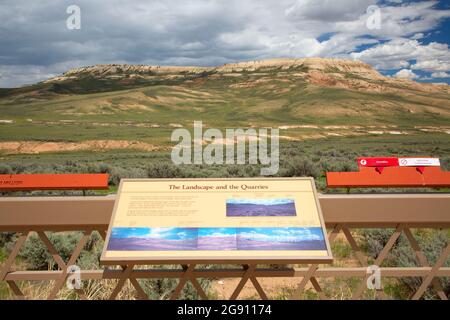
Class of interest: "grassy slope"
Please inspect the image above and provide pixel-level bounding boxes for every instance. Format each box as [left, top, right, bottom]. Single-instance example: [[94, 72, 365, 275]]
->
[[1, 65, 448, 300], [0, 66, 449, 145]]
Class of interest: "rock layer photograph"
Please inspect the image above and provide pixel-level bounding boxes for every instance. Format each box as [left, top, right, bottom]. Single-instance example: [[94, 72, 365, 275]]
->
[[226, 199, 297, 217]]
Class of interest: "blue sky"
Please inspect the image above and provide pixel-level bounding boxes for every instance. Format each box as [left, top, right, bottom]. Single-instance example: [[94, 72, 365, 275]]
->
[[112, 227, 325, 242], [227, 198, 295, 205], [198, 228, 236, 238], [238, 227, 324, 242], [0, 0, 449, 87], [111, 227, 197, 240], [354, 1, 450, 82]]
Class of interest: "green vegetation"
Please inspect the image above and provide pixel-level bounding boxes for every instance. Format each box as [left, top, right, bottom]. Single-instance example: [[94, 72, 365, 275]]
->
[[0, 135, 448, 195], [0, 249, 6, 263], [0, 62, 449, 145], [361, 228, 450, 299], [0, 136, 449, 299], [0, 231, 208, 299], [331, 240, 352, 259], [0, 60, 449, 299]]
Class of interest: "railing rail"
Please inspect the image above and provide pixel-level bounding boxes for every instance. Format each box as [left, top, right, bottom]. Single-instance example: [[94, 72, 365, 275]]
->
[[1, 194, 449, 300]]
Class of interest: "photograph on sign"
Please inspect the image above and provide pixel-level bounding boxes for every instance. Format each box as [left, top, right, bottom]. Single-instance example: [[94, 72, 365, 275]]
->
[[226, 198, 297, 217], [101, 178, 332, 264]]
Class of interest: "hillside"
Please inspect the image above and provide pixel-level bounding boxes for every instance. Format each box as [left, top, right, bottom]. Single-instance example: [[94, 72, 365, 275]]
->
[[0, 58, 449, 154]]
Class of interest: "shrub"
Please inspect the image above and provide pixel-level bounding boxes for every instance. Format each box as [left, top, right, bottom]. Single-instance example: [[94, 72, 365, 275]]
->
[[17, 232, 81, 270], [147, 163, 182, 178], [86, 162, 113, 174], [9, 163, 26, 173], [441, 157, 450, 171], [17, 232, 105, 271], [139, 265, 212, 300], [226, 165, 243, 177], [0, 232, 16, 247], [0, 164, 12, 174], [360, 229, 449, 299], [282, 157, 320, 178]]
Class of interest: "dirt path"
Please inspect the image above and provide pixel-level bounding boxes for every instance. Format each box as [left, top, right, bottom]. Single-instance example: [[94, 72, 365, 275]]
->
[[0, 140, 159, 154]]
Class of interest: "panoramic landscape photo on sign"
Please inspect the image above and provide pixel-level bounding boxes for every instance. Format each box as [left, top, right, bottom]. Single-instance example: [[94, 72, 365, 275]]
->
[[101, 178, 332, 263], [107, 227, 326, 251], [226, 198, 297, 217]]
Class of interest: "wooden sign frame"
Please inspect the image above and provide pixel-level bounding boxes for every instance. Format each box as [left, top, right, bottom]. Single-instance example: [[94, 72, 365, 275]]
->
[[101, 177, 332, 265]]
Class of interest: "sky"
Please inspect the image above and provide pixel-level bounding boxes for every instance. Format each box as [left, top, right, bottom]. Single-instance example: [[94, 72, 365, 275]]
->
[[111, 227, 197, 240], [238, 227, 324, 242], [199, 228, 236, 238], [226, 198, 295, 205], [111, 227, 324, 242], [0, 0, 449, 87]]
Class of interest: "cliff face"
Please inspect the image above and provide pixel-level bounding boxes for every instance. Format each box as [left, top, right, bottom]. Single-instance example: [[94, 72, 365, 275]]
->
[[47, 58, 448, 95], [61, 64, 209, 77], [57, 58, 385, 78]]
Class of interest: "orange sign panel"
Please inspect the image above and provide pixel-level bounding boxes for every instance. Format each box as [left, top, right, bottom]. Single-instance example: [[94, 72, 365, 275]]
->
[[0, 174, 109, 191], [327, 161, 450, 188]]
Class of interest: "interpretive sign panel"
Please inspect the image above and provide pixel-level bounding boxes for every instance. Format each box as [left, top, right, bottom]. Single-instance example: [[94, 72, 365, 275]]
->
[[101, 178, 332, 264]]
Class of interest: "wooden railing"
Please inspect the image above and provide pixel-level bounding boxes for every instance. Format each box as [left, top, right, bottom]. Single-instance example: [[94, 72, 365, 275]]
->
[[0, 194, 449, 300]]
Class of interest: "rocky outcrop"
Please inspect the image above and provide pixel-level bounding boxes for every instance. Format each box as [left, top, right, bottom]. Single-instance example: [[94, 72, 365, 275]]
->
[[44, 58, 448, 95]]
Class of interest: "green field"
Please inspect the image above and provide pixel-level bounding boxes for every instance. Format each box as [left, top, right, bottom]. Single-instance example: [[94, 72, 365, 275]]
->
[[0, 59, 448, 186], [0, 60, 449, 145], [1, 134, 449, 194]]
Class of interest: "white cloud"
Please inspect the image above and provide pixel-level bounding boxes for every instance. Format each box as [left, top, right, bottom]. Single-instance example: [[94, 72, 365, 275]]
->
[[145, 227, 173, 238], [240, 228, 321, 242], [411, 33, 424, 40], [208, 232, 231, 238], [412, 59, 450, 72], [0, 65, 58, 88], [431, 71, 450, 78], [393, 69, 419, 80], [285, 0, 374, 22], [351, 39, 450, 72], [0, 0, 449, 87]]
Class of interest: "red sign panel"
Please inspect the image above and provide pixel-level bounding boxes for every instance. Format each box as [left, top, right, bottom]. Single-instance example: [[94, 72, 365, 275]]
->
[[357, 157, 399, 168], [0, 174, 109, 191]]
